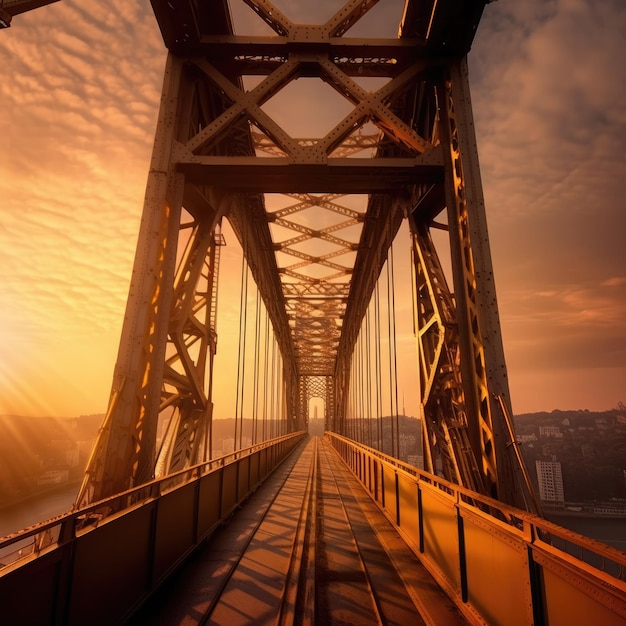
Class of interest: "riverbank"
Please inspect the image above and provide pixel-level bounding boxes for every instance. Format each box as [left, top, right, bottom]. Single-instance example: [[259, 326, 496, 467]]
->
[[0, 481, 81, 538], [547, 509, 626, 521], [0, 479, 82, 513]]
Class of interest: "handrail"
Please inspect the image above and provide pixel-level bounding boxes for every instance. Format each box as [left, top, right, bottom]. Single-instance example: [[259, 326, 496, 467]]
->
[[326, 431, 626, 626], [326, 431, 626, 576], [0, 431, 306, 564]]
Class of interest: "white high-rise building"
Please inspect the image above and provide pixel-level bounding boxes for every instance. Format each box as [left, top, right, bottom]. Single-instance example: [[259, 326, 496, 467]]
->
[[535, 459, 565, 508]]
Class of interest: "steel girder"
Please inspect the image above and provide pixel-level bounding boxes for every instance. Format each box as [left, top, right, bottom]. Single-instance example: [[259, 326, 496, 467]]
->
[[407, 57, 537, 511], [412, 220, 485, 493], [77, 57, 207, 505], [0, 0, 59, 29], [1, 0, 59, 16], [437, 60, 538, 510], [76, 0, 537, 512], [298, 375, 333, 431]]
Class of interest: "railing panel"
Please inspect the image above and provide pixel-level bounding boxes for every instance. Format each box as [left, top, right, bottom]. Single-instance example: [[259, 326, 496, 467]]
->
[[397, 472, 419, 548], [250, 450, 260, 488], [221, 462, 238, 516], [259, 447, 268, 480], [238, 455, 251, 500], [419, 481, 462, 595], [270, 443, 278, 469], [374, 459, 381, 504], [197, 469, 223, 540], [69, 505, 154, 625], [0, 548, 65, 625], [533, 543, 626, 626], [382, 464, 397, 521], [153, 482, 197, 582], [461, 506, 533, 626]]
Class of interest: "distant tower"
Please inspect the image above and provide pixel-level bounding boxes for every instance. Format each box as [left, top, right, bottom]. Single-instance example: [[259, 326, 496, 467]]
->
[[535, 460, 565, 510]]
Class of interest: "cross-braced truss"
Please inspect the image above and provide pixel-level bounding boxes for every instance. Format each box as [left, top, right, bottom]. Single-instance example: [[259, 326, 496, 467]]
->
[[71, 0, 537, 513], [299, 375, 334, 429]]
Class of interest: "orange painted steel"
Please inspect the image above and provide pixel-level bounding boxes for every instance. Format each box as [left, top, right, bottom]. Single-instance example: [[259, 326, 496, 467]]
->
[[0, 432, 305, 626], [327, 432, 626, 626]]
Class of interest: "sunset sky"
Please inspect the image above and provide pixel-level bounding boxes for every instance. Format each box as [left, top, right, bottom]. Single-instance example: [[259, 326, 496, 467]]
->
[[0, 0, 624, 419]]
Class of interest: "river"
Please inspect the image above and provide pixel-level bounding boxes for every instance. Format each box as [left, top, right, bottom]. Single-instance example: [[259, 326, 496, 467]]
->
[[0, 482, 80, 539], [546, 514, 626, 552]]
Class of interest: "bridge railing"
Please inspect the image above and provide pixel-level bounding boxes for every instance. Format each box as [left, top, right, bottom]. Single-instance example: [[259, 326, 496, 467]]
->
[[0, 431, 306, 626], [326, 432, 626, 626]]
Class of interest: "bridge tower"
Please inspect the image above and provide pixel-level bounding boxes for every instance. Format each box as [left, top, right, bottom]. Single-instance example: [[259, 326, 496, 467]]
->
[[69, 0, 537, 513]]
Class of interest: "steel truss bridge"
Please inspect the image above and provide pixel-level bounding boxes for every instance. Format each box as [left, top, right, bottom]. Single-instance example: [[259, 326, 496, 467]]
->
[[1, 1, 625, 624]]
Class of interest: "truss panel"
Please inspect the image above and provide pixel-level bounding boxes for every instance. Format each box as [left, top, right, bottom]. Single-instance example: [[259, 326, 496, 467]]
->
[[74, 0, 536, 513]]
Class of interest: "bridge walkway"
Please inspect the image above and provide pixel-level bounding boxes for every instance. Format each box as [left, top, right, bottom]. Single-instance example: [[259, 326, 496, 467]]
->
[[129, 437, 466, 625]]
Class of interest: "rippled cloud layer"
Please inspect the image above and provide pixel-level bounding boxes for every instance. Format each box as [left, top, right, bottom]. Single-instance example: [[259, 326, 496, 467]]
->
[[0, 0, 624, 416]]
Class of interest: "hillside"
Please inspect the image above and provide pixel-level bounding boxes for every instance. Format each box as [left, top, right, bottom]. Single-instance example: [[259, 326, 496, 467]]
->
[[514, 408, 626, 503], [2, 408, 624, 509], [0, 414, 103, 506]]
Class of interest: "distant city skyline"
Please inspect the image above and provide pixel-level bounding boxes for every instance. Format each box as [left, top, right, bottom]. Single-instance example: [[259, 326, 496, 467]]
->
[[0, 0, 624, 419]]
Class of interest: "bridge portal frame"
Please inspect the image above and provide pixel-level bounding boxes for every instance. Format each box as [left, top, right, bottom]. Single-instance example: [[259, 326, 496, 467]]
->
[[75, 0, 535, 512]]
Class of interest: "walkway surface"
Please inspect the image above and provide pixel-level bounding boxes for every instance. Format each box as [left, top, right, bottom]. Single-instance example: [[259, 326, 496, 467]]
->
[[129, 437, 467, 625]]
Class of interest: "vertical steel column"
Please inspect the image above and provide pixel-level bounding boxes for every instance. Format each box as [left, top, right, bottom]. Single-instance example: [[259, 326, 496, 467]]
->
[[438, 58, 527, 507], [297, 376, 308, 432], [77, 55, 185, 504], [411, 219, 485, 492], [334, 338, 348, 439], [325, 376, 335, 434]]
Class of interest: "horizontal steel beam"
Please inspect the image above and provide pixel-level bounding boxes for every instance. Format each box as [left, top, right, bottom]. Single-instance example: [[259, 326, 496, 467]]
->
[[3, 0, 59, 16], [177, 156, 444, 194], [197, 37, 429, 77]]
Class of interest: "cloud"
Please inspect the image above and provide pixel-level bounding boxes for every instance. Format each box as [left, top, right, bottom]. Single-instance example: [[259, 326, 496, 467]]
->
[[0, 1, 167, 415], [468, 0, 626, 407], [0, 0, 623, 416], [472, 0, 626, 214], [500, 278, 626, 372]]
